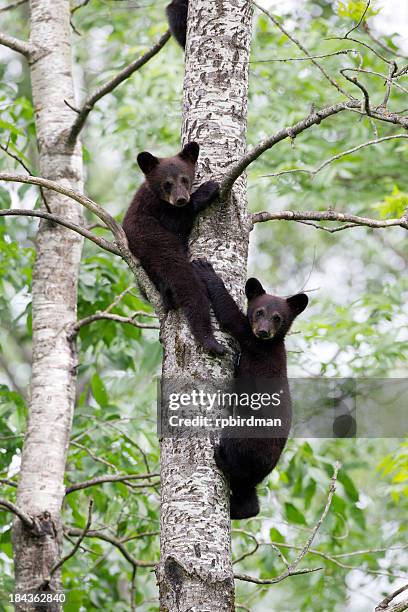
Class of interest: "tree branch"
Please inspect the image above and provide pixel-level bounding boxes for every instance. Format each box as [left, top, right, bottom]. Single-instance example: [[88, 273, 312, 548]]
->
[[46, 499, 93, 583], [0, 497, 34, 528], [65, 526, 157, 568], [66, 472, 160, 494], [220, 93, 408, 197], [0, 0, 27, 12], [376, 586, 408, 612], [220, 100, 360, 196], [68, 30, 171, 144], [0, 172, 160, 310], [0, 172, 125, 240], [362, 22, 408, 61], [252, 209, 408, 230], [251, 48, 357, 64], [69, 312, 160, 335], [261, 134, 408, 179], [344, 0, 371, 39], [68, 287, 159, 338], [234, 463, 340, 587], [234, 566, 322, 584], [0, 31, 31, 57], [0, 478, 18, 488], [266, 541, 407, 580], [253, 1, 351, 98], [0, 208, 121, 255], [340, 69, 371, 114]]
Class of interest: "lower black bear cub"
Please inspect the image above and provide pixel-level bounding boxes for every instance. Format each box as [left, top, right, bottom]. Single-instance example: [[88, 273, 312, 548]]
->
[[123, 143, 225, 356], [192, 260, 308, 519], [166, 0, 188, 48]]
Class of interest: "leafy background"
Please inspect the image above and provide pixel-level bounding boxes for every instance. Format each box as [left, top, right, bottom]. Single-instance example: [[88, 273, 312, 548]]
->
[[0, 0, 407, 610]]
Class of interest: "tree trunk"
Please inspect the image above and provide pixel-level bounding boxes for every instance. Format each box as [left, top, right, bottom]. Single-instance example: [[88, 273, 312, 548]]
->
[[12, 0, 83, 606], [157, 1, 253, 609]]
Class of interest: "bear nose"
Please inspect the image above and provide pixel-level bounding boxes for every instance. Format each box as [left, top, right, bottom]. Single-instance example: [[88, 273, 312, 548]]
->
[[175, 197, 188, 207], [258, 330, 269, 339]]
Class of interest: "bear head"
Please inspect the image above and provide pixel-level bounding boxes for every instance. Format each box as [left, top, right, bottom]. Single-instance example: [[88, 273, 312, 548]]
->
[[137, 141, 199, 207], [245, 278, 308, 341]]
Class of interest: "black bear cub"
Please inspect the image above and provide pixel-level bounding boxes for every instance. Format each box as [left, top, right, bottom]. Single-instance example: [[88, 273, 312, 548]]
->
[[192, 260, 308, 519], [123, 143, 225, 356], [166, 0, 188, 48]]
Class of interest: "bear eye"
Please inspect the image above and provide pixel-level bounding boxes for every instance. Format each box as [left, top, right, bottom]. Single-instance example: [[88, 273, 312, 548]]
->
[[255, 309, 263, 318], [163, 181, 173, 191], [273, 313, 282, 323], [180, 176, 189, 186]]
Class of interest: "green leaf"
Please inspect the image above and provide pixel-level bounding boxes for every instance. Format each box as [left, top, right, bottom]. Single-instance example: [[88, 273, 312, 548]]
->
[[91, 373, 108, 407], [284, 502, 306, 525]]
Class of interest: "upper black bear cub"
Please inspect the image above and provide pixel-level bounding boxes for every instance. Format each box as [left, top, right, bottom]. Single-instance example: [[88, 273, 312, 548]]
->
[[166, 0, 188, 48], [192, 259, 308, 519], [122, 142, 225, 356]]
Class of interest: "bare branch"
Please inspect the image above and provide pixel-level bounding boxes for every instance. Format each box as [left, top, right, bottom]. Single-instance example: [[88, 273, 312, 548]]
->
[[47, 500, 93, 582], [340, 69, 370, 114], [65, 526, 157, 568], [71, 0, 91, 16], [220, 94, 408, 196], [234, 464, 340, 587], [66, 472, 160, 494], [234, 566, 322, 585], [0, 497, 34, 528], [328, 35, 391, 64], [70, 440, 119, 472], [220, 100, 360, 196], [252, 209, 408, 231], [383, 62, 398, 107], [0, 172, 160, 309], [68, 30, 171, 144], [289, 462, 340, 572], [232, 529, 260, 565], [262, 134, 408, 179], [342, 67, 408, 96], [0, 478, 18, 488], [0, 0, 27, 12], [344, 0, 371, 39], [294, 220, 360, 233], [70, 311, 160, 335], [130, 565, 137, 612], [0, 144, 53, 212], [376, 586, 408, 612], [266, 541, 408, 580], [253, 1, 351, 98], [250, 49, 357, 63], [0, 172, 125, 242], [0, 143, 31, 174], [363, 22, 408, 61], [0, 209, 121, 255], [69, 288, 159, 338], [0, 31, 31, 57]]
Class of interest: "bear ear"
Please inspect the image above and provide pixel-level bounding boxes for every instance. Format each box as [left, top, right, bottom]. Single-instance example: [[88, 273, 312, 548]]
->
[[137, 152, 159, 175], [245, 278, 266, 301], [286, 293, 308, 315], [179, 142, 200, 164]]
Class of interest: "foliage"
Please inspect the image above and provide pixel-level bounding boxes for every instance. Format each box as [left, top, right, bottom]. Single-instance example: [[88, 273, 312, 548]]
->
[[0, 0, 407, 610]]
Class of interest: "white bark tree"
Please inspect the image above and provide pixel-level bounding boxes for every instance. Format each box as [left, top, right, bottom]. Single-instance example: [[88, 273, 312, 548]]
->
[[10, 0, 84, 605], [157, 2, 252, 609]]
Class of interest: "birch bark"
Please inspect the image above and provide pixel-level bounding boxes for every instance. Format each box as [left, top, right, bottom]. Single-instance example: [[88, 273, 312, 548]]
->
[[12, 0, 84, 606], [157, 1, 253, 609]]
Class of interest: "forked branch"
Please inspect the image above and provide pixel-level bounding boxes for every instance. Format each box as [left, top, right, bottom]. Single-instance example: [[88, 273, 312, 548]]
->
[[68, 30, 171, 144]]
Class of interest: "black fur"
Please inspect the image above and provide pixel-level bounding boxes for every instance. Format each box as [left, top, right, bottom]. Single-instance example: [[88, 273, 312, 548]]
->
[[123, 145, 224, 355], [166, 0, 189, 49], [192, 259, 308, 519]]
